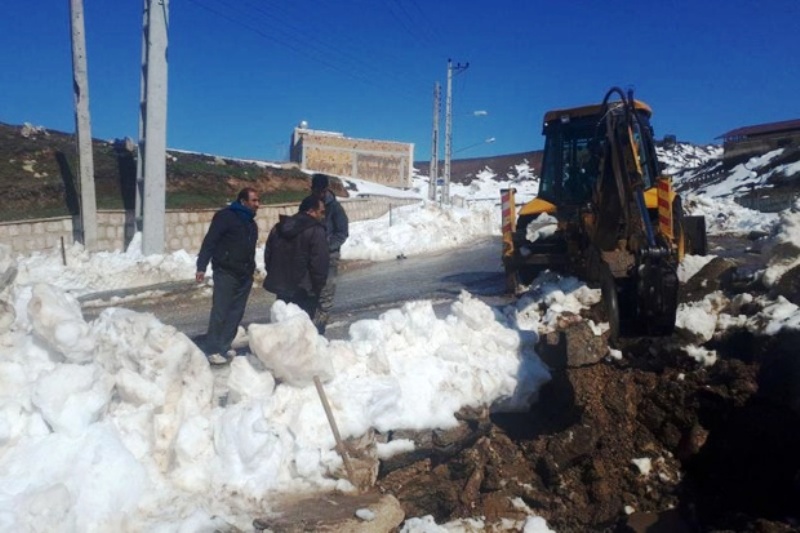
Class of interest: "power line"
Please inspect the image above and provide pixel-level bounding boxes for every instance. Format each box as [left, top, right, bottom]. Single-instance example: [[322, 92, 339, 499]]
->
[[394, 0, 439, 48], [185, 0, 368, 83], [388, 0, 433, 49], [182, 0, 429, 105], [239, 0, 414, 88]]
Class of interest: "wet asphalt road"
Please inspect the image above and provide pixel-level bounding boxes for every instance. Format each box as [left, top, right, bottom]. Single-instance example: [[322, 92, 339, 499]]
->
[[81, 234, 760, 343], [82, 237, 510, 342], [326, 236, 509, 334]]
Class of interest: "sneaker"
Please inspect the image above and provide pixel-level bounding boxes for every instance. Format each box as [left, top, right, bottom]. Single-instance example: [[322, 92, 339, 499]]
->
[[225, 349, 237, 358], [207, 353, 229, 365]]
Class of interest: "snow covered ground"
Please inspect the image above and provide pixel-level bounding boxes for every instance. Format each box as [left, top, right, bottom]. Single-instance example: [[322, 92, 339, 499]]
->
[[1, 144, 799, 531]]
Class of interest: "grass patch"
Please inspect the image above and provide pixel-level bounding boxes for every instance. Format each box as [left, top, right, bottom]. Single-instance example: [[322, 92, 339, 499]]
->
[[262, 190, 308, 205], [0, 206, 72, 222]]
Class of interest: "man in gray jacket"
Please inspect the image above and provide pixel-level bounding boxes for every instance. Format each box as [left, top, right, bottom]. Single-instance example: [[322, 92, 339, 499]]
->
[[306, 173, 348, 334]]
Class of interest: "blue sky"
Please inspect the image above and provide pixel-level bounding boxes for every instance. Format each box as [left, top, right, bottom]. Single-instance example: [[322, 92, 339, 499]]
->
[[2, 0, 798, 162]]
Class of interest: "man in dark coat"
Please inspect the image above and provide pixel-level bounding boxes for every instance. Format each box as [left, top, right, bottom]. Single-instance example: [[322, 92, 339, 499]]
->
[[263, 196, 329, 321], [305, 173, 349, 334], [196, 187, 259, 364]]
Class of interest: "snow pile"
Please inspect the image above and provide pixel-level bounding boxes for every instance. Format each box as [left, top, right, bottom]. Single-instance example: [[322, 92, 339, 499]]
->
[[511, 271, 603, 335], [657, 142, 722, 176], [401, 512, 555, 532], [674, 197, 800, 362], [342, 175, 424, 199], [0, 286, 213, 531], [674, 146, 800, 201], [341, 203, 499, 261], [763, 199, 800, 286], [696, 149, 786, 198], [15, 233, 197, 297], [449, 161, 540, 203], [684, 194, 779, 236], [676, 289, 800, 366], [340, 159, 541, 262], [0, 242, 557, 530], [677, 254, 716, 283]]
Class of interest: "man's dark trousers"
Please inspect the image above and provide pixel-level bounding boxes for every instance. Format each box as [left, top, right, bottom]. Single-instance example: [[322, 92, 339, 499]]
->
[[205, 268, 252, 355], [278, 292, 320, 323], [315, 251, 339, 334]]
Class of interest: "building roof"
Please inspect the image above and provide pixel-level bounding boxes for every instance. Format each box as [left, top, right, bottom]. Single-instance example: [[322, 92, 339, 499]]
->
[[717, 118, 800, 140]]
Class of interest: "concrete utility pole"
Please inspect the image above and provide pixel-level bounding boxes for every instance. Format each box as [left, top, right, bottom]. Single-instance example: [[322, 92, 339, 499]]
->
[[134, 1, 146, 237], [443, 59, 469, 205], [428, 82, 440, 201], [137, 0, 169, 254], [69, 0, 97, 250]]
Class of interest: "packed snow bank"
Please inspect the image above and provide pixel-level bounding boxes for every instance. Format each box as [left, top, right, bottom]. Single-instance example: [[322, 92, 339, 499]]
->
[[341, 203, 499, 261], [0, 242, 553, 530], [763, 199, 800, 286], [14, 233, 197, 297], [684, 194, 779, 236], [675, 289, 800, 366]]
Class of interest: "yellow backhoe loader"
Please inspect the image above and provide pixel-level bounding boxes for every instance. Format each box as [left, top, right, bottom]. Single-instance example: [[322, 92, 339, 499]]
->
[[502, 87, 707, 340]]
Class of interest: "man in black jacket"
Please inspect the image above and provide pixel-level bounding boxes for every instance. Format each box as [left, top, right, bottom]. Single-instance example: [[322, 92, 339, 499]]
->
[[263, 196, 329, 321], [306, 173, 349, 334], [196, 188, 259, 364]]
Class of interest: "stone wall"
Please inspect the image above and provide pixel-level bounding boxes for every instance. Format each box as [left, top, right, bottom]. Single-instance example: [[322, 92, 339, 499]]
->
[[0, 196, 420, 256]]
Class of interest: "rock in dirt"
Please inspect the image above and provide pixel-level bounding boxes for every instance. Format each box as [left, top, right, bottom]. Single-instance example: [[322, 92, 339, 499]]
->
[[679, 257, 739, 302], [770, 263, 800, 305], [537, 321, 608, 370], [624, 509, 693, 532]]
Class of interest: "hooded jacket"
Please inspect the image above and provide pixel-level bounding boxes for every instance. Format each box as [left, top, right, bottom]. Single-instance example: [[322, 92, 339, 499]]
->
[[320, 191, 349, 253], [197, 201, 258, 278], [263, 212, 329, 297]]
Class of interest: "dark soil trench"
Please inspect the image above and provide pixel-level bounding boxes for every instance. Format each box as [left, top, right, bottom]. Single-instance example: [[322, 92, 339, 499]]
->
[[378, 272, 800, 532]]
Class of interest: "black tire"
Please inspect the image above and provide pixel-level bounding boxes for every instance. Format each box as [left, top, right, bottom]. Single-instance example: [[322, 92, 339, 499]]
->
[[517, 265, 543, 286], [683, 216, 708, 256], [504, 264, 519, 294]]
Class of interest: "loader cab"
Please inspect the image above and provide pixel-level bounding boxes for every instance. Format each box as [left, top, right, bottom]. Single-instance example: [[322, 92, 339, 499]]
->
[[538, 101, 659, 207], [539, 112, 601, 206]]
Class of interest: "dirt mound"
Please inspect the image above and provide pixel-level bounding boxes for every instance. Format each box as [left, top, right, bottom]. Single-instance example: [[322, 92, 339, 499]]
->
[[378, 313, 800, 531]]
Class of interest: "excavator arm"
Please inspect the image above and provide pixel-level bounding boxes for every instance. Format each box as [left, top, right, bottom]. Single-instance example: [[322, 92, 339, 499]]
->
[[588, 88, 679, 339]]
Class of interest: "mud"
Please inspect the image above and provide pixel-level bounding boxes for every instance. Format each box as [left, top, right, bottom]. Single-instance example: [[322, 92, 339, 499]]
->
[[377, 260, 800, 532]]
